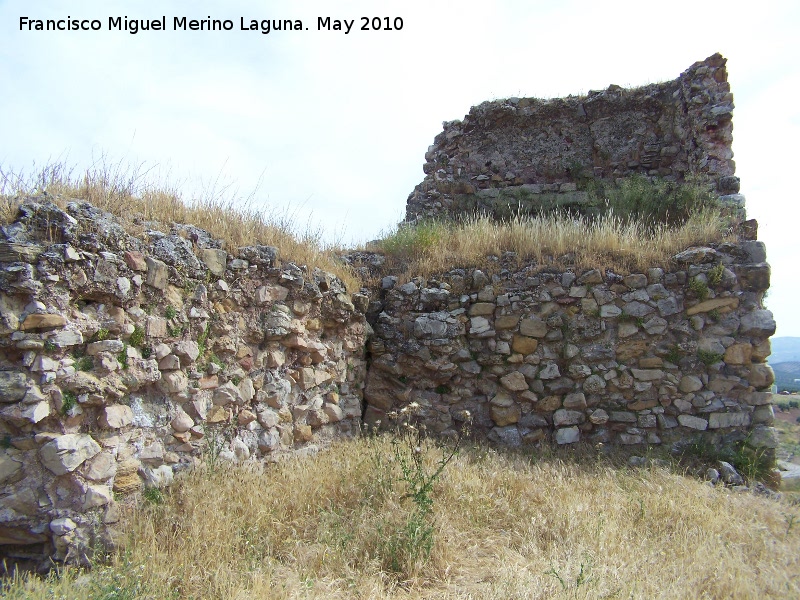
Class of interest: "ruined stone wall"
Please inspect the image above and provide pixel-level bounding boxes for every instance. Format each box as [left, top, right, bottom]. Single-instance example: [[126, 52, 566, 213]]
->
[[363, 241, 776, 453], [0, 199, 369, 565], [406, 53, 741, 222]]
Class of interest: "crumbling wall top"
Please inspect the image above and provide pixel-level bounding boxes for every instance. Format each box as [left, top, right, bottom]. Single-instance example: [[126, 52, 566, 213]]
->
[[407, 53, 739, 222]]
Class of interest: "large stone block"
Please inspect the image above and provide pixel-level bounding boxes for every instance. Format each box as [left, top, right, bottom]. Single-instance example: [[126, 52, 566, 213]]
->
[[40, 434, 101, 475]]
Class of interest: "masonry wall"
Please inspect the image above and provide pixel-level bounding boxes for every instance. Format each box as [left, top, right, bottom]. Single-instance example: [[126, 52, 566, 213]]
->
[[0, 53, 779, 569], [363, 241, 777, 452], [0, 199, 369, 564], [406, 53, 740, 222]]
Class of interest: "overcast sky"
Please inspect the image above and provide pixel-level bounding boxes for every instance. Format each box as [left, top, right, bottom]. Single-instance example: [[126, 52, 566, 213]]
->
[[1, 0, 799, 336]]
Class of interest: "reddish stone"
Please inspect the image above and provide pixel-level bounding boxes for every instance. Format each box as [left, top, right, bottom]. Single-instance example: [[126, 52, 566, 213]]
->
[[123, 251, 147, 271]]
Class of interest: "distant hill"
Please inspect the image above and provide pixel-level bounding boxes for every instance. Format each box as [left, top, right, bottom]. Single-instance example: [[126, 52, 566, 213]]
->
[[774, 361, 800, 393], [769, 337, 800, 365]]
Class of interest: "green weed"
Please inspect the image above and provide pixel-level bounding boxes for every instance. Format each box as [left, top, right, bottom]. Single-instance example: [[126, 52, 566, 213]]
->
[[665, 346, 682, 365], [142, 487, 164, 505], [92, 328, 110, 342], [708, 262, 725, 286], [61, 390, 77, 415], [128, 325, 145, 348], [75, 355, 94, 372], [697, 349, 723, 366], [689, 277, 709, 300], [117, 345, 129, 369]]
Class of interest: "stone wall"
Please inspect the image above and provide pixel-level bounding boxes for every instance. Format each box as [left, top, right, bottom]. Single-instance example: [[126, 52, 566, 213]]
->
[[0, 199, 369, 565], [0, 53, 779, 569], [363, 241, 777, 453], [406, 53, 741, 222]]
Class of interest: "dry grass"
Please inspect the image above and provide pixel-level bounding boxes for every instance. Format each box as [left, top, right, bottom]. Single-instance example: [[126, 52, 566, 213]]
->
[[373, 209, 735, 280], [4, 436, 799, 599], [0, 160, 360, 292]]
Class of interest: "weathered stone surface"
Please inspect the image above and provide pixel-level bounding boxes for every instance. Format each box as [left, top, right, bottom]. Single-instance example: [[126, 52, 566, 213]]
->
[[173, 340, 200, 362], [45, 330, 83, 350], [256, 284, 290, 304], [145, 257, 169, 289], [600, 304, 622, 318], [0, 452, 23, 484], [679, 375, 703, 393], [538, 363, 560, 380], [708, 412, 751, 429], [99, 405, 133, 429], [553, 409, 583, 427], [749, 364, 774, 389], [739, 310, 776, 337], [563, 392, 587, 410], [160, 371, 189, 394], [512, 335, 538, 355], [631, 369, 664, 381], [414, 315, 447, 338], [519, 318, 548, 338], [718, 461, 744, 485], [40, 434, 101, 475], [724, 343, 752, 365], [468, 302, 495, 316], [20, 313, 66, 330], [673, 247, 717, 264], [83, 452, 117, 481], [677, 415, 708, 430], [123, 250, 147, 271], [735, 263, 770, 291], [495, 315, 520, 330], [146, 316, 168, 338], [87, 339, 125, 355], [214, 381, 243, 406], [500, 371, 528, 392], [583, 374, 606, 394], [555, 427, 580, 444], [491, 403, 521, 426], [469, 316, 491, 336], [200, 248, 227, 276], [0, 371, 28, 402], [622, 302, 654, 317], [171, 411, 194, 433], [141, 465, 174, 489], [685, 297, 739, 316]]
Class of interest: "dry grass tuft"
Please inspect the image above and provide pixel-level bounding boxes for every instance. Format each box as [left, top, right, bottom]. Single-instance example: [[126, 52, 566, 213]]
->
[[373, 209, 735, 280], [0, 160, 360, 292], [5, 436, 799, 599]]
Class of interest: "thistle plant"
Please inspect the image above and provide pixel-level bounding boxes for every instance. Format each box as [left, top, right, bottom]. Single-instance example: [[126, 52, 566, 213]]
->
[[379, 402, 471, 572]]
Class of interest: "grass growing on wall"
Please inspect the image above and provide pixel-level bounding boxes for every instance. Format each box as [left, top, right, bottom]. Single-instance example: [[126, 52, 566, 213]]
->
[[589, 174, 721, 227], [4, 437, 799, 599], [0, 160, 361, 292], [375, 207, 733, 279]]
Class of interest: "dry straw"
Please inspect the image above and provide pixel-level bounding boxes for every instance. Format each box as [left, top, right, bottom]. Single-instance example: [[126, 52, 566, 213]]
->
[[4, 437, 799, 599], [0, 160, 361, 292], [374, 209, 735, 281]]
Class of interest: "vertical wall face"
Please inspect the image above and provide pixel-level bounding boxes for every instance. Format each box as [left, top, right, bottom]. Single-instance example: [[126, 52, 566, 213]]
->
[[0, 53, 777, 568], [364, 243, 776, 451], [406, 53, 738, 222], [0, 199, 368, 564], [365, 54, 776, 461]]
